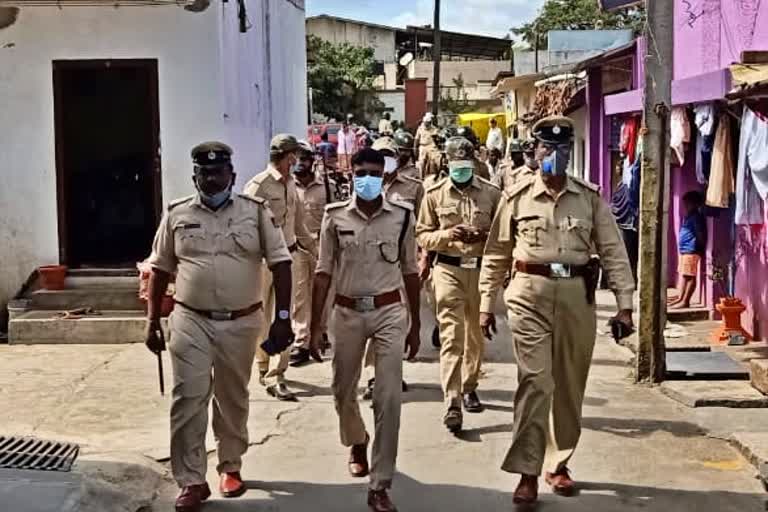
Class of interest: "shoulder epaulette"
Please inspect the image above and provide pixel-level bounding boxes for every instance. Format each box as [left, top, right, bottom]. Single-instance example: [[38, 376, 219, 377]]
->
[[388, 198, 414, 212], [505, 175, 535, 201], [425, 176, 448, 193], [476, 176, 501, 190], [237, 193, 266, 205], [325, 199, 350, 212], [401, 174, 422, 185], [168, 195, 195, 211], [570, 176, 600, 193]]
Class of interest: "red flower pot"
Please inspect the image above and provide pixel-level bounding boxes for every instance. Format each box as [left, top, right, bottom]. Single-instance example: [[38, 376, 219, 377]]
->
[[39, 265, 67, 290], [711, 297, 752, 345]]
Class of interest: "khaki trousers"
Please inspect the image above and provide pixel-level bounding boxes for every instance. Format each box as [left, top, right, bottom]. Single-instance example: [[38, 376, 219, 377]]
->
[[501, 273, 596, 476], [255, 264, 297, 386], [331, 301, 409, 491], [168, 305, 263, 487], [292, 248, 316, 350], [433, 262, 484, 408]]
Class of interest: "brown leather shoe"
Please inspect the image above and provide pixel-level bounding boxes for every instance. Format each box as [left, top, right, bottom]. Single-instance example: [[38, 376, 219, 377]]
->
[[219, 471, 247, 498], [175, 483, 211, 512], [545, 467, 576, 497], [368, 489, 398, 512], [348, 434, 370, 478], [513, 475, 538, 506]]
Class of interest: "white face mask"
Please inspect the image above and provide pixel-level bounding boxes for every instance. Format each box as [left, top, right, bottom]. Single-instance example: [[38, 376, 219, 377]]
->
[[383, 156, 398, 174]]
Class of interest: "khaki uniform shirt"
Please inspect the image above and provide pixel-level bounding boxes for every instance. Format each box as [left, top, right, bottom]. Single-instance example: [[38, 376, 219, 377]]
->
[[493, 163, 537, 193], [148, 194, 291, 312], [316, 198, 419, 297], [473, 157, 491, 180], [296, 173, 329, 239], [415, 125, 439, 155], [244, 165, 316, 254], [416, 176, 502, 258], [478, 174, 634, 313], [384, 173, 424, 217]]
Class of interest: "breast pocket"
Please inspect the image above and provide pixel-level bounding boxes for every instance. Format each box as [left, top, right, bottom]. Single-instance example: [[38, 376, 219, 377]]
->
[[516, 217, 547, 248], [377, 238, 400, 264], [337, 230, 360, 260], [471, 210, 492, 230], [564, 218, 593, 252], [436, 205, 461, 227], [174, 226, 208, 257]]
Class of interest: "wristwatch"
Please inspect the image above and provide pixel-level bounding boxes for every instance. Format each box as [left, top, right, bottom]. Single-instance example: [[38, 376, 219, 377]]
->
[[278, 309, 290, 321]]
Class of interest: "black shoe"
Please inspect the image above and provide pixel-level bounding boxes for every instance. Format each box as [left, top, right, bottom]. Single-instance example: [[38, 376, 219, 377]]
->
[[267, 383, 297, 401], [402, 380, 408, 392], [463, 391, 483, 413], [444, 407, 463, 433], [432, 327, 440, 348], [362, 378, 375, 401], [289, 347, 311, 367]]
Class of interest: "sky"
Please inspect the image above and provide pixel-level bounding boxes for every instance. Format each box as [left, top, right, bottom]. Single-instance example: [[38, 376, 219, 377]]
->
[[305, 0, 546, 39]]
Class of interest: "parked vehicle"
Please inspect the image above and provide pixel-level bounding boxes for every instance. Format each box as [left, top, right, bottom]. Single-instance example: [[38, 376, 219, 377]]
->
[[308, 123, 342, 146]]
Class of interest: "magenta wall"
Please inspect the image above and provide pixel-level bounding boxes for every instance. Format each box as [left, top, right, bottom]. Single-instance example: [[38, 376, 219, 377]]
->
[[674, 0, 768, 80], [734, 222, 768, 340]]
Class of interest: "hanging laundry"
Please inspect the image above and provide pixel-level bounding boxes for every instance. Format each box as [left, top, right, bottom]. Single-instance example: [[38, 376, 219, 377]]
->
[[694, 103, 717, 185], [735, 108, 768, 224], [670, 106, 691, 167], [620, 116, 639, 164], [706, 113, 734, 208]]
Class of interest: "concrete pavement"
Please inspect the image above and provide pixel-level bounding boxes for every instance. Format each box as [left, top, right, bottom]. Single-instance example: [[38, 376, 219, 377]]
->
[[0, 292, 766, 511]]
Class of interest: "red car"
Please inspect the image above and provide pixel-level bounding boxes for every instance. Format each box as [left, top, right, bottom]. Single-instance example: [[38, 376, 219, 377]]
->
[[308, 123, 342, 146]]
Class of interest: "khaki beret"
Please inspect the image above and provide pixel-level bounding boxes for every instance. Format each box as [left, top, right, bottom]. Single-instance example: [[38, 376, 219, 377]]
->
[[372, 136, 398, 154], [270, 133, 300, 154]]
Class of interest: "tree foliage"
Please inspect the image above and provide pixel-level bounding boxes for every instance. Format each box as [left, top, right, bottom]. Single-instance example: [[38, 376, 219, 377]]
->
[[513, 0, 645, 49], [306, 35, 382, 122]]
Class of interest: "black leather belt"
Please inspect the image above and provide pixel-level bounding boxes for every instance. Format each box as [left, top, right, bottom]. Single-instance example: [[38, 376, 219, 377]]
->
[[514, 261, 588, 279], [177, 301, 263, 321], [335, 290, 401, 312], [436, 253, 482, 269]]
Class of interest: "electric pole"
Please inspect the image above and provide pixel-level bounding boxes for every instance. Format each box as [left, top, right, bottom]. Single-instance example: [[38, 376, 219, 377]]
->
[[432, 0, 441, 118], [637, 0, 673, 383]]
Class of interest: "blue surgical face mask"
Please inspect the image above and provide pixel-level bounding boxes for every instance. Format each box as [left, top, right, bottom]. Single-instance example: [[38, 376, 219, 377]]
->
[[448, 160, 474, 184], [200, 188, 231, 209], [540, 144, 571, 176], [354, 175, 383, 201]]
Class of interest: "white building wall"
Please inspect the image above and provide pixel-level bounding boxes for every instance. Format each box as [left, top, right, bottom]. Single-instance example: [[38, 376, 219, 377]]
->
[[306, 17, 396, 63], [569, 106, 588, 181], [376, 91, 406, 125], [0, 0, 307, 311]]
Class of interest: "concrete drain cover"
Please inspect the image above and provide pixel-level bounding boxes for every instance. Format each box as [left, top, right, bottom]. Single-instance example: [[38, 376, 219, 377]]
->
[[0, 436, 79, 472], [666, 351, 749, 380]]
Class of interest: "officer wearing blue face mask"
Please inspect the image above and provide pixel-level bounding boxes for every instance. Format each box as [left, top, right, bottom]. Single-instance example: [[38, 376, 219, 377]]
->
[[416, 136, 502, 433]]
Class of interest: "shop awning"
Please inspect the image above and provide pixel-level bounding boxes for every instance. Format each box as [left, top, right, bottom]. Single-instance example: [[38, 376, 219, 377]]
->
[[457, 113, 506, 144], [728, 64, 768, 99]]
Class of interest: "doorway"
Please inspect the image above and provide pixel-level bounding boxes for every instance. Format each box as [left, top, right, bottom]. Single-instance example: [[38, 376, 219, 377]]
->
[[53, 59, 161, 268]]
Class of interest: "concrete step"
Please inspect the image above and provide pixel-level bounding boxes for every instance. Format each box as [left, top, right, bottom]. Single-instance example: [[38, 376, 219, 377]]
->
[[29, 288, 145, 311], [63, 275, 139, 289], [667, 307, 710, 322], [8, 310, 164, 345]]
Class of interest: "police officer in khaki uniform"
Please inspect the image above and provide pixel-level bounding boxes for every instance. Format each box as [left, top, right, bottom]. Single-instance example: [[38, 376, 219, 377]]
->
[[289, 140, 330, 366], [414, 113, 439, 171], [145, 142, 294, 512], [416, 137, 502, 433], [478, 116, 634, 506], [493, 138, 538, 193], [244, 134, 317, 401], [393, 130, 420, 180], [308, 147, 421, 512], [455, 125, 491, 180], [359, 136, 424, 400]]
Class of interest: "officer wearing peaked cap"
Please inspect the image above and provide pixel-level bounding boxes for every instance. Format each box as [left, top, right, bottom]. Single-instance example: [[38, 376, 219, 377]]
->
[[145, 141, 293, 511], [244, 134, 317, 401], [494, 138, 539, 194], [478, 115, 635, 505], [416, 136, 501, 433]]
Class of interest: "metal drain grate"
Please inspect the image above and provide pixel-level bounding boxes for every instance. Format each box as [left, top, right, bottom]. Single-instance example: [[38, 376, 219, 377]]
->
[[0, 436, 79, 472]]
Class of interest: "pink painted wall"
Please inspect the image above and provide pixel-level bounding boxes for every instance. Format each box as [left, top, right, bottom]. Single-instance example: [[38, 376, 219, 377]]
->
[[674, 0, 768, 80], [734, 224, 768, 339]]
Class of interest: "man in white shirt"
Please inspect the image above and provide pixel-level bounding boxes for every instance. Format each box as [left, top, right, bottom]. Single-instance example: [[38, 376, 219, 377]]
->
[[378, 113, 393, 136], [337, 121, 358, 173], [486, 118, 504, 154]]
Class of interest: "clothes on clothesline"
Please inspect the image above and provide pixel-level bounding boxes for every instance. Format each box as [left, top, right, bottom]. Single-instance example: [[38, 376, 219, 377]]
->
[[670, 106, 691, 167], [706, 113, 734, 209], [694, 103, 717, 185], [735, 107, 768, 225], [620, 116, 639, 164]]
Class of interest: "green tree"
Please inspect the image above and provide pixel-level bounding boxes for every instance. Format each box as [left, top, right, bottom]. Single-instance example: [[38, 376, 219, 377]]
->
[[439, 74, 473, 115], [513, 0, 645, 49], [306, 35, 382, 122]]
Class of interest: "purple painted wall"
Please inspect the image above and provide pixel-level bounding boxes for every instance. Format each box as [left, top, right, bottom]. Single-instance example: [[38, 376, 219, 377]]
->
[[674, 0, 768, 80], [734, 224, 768, 339]]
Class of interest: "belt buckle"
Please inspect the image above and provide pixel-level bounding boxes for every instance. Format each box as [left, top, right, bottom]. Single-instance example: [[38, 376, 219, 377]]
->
[[550, 263, 571, 278], [460, 257, 478, 269], [354, 296, 376, 312], [211, 311, 233, 321]]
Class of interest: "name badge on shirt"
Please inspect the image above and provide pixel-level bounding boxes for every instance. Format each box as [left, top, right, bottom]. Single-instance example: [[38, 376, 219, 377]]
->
[[180, 223, 201, 230]]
